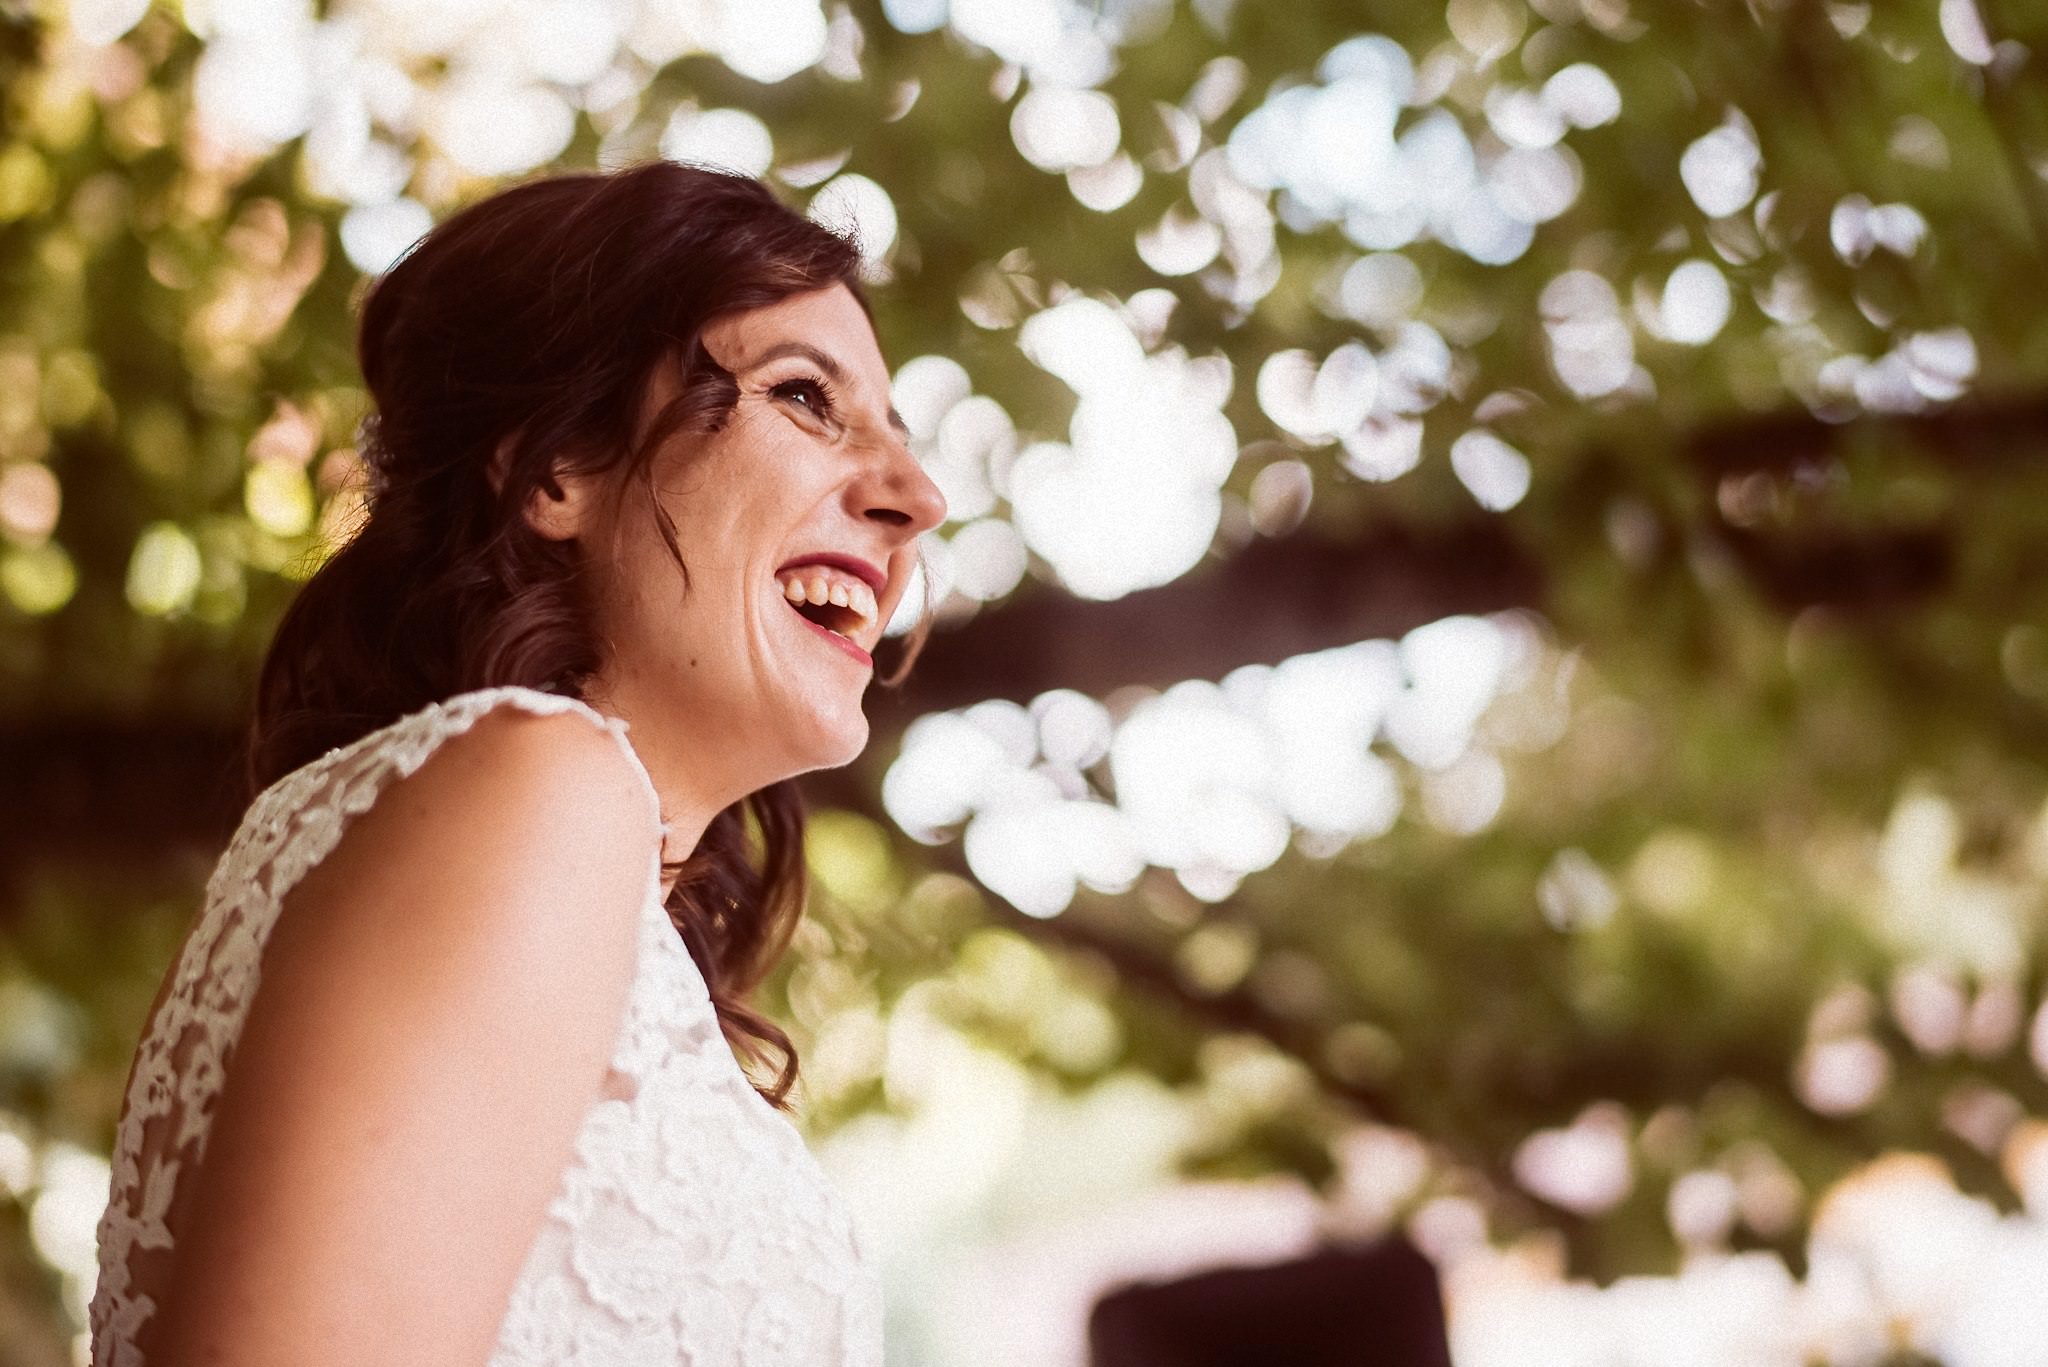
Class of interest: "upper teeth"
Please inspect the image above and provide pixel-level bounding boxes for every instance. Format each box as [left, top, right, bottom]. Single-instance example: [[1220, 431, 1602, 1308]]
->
[[776, 567, 878, 634]]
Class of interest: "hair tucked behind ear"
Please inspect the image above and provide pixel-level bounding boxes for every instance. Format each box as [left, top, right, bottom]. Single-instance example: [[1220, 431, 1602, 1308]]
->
[[240, 161, 934, 1109]]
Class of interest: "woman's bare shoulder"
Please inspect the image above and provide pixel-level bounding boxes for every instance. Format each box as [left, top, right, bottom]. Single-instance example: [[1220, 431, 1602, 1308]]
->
[[147, 700, 659, 1363]]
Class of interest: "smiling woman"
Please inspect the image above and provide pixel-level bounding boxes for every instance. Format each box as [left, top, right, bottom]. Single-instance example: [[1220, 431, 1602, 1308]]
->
[[89, 162, 947, 1367]]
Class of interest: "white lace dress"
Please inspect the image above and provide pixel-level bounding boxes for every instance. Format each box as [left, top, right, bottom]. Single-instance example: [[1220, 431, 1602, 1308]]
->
[[90, 684, 883, 1366]]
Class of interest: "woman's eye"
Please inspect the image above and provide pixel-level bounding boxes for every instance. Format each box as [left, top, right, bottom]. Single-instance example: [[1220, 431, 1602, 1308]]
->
[[770, 376, 834, 418]]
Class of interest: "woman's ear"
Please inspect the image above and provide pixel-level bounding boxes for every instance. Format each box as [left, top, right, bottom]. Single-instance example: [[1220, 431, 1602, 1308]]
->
[[490, 434, 597, 543], [521, 472, 590, 542]]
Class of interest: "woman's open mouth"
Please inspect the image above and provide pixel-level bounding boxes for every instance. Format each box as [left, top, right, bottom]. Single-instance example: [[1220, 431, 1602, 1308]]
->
[[775, 565, 877, 669]]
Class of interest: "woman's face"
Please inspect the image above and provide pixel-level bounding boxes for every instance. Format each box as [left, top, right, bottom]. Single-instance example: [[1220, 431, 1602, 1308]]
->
[[571, 282, 947, 799]]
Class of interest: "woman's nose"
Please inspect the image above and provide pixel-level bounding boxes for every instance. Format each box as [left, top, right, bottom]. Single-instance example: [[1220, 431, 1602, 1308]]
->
[[863, 445, 948, 537]]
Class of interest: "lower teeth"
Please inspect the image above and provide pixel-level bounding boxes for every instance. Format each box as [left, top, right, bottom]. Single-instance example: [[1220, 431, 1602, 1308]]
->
[[790, 602, 851, 642]]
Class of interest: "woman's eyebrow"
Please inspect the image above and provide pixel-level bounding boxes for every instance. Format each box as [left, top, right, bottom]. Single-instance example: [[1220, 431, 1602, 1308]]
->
[[745, 339, 911, 440]]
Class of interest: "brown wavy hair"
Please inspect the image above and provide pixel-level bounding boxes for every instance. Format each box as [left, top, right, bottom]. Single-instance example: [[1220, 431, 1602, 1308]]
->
[[241, 161, 932, 1109]]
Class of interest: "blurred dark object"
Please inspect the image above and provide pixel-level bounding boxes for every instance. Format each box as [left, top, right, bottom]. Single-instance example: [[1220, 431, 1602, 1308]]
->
[[1088, 1237, 1451, 1367]]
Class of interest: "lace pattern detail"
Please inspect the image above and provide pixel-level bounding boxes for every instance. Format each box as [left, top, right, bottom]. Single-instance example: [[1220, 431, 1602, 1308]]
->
[[90, 685, 882, 1366]]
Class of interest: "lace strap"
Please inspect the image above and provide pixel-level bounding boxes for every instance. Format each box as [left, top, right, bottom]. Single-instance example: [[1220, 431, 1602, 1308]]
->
[[268, 685, 667, 913]]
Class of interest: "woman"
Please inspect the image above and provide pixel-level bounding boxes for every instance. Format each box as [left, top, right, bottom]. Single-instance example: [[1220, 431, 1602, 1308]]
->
[[90, 160, 948, 1365]]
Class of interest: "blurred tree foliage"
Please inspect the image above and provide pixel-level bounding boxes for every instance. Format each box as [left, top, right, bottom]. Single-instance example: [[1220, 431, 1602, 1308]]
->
[[3, 0, 2048, 1359]]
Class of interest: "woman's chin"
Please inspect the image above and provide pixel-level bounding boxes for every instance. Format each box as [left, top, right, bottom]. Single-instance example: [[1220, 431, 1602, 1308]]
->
[[784, 712, 870, 776]]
